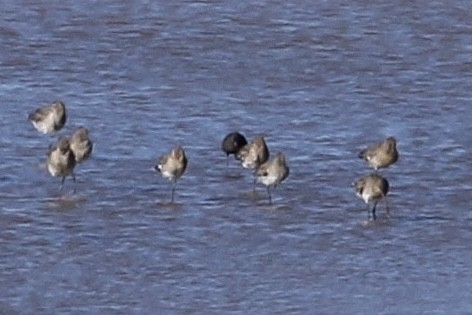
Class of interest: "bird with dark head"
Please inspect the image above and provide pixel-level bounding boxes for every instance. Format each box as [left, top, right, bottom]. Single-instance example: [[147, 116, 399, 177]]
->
[[221, 132, 247, 166]]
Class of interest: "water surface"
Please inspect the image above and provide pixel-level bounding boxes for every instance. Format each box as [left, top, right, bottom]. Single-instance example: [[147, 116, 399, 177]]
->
[[0, 1, 471, 314]]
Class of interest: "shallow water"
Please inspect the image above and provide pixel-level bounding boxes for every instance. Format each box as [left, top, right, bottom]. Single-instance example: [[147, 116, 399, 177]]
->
[[1, 1, 471, 314]]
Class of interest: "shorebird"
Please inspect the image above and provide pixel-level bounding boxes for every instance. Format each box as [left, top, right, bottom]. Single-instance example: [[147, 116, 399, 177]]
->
[[358, 137, 398, 170], [256, 152, 289, 204], [353, 173, 389, 220], [237, 136, 269, 169], [154, 146, 188, 202], [237, 135, 269, 191], [47, 137, 76, 192], [28, 101, 67, 134], [70, 127, 93, 163], [221, 132, 247, 166]]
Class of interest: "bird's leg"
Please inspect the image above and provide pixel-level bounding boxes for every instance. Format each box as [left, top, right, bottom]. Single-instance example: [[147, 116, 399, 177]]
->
[[372, 202, 378, 220], [171, 180, 177, 202], [267, 186, 272, 205], [72, 172, 76, 194]]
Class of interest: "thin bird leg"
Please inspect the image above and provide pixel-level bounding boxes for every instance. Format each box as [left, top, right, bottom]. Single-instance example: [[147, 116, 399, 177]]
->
[[372, 202, 378, 220], [267, 186, 272, 205], [171, 180, 177, 202], [72, 172, 77, 194], [253, 176, 257, 193]]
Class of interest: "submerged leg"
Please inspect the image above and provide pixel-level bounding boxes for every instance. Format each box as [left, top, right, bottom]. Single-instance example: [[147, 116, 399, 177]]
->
[[366, 203, 371, 220], [253, 177, 257, 193], [59, 176, 65, 191], [384, 196, 390, 218]]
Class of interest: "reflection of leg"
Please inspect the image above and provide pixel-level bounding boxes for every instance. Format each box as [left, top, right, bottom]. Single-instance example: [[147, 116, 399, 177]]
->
[[267, 186, 272, 205], [60, 176, 65, 191], [253, 177, 257, 193]]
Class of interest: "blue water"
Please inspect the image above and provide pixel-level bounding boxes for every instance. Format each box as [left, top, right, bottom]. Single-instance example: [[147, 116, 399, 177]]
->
[[1, 1, 471, 314]]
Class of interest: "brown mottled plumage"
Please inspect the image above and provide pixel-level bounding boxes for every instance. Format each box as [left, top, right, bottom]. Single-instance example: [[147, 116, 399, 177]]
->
[[256, 152, 289, 204], [29, 101, 67, 134], [70, 127, 93, 163], [237, 136, 269, 169], [237, 136, 270, 191], [358, 137, 398, 170], [353, 173, 389, 220], [154, 146, 188, 202], [47, 137, 76, 192]]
